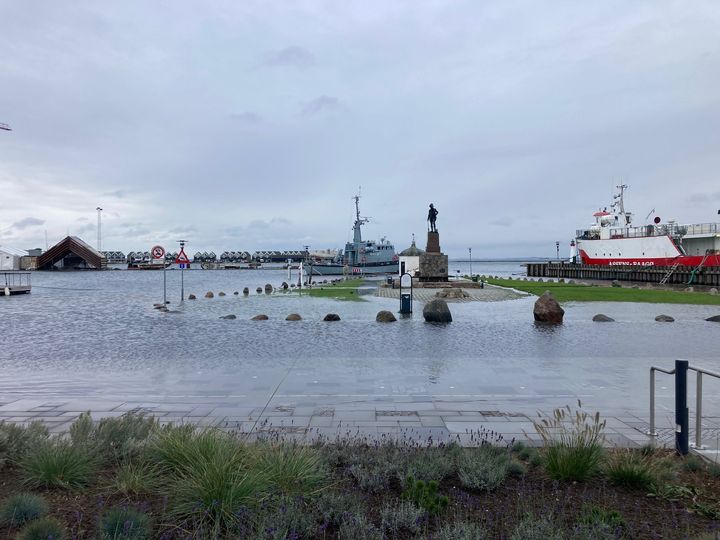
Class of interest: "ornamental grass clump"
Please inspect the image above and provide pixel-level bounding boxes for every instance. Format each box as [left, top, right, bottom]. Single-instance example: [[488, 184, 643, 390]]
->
[[20, 439, 98, 489], [0, 421, 49, 469], [108, 462, 160, 497], [99, 506, 151, 540], [70, 412, 158, 464], [532, 401, 606, 482], [457, 445, 511, 491], [18, 516, 66, 540], [605, 450, 660, 490], [0, 492, 49, 527], [254, 442, 327, 495]]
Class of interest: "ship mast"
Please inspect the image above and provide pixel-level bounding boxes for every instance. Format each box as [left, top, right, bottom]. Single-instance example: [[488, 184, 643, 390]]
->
[[352, 192, 368, 245], [613, 184, 631, 225]]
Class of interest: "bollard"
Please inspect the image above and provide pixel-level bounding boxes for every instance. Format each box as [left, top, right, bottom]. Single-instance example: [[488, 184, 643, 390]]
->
[[675, 359, 689, 455]]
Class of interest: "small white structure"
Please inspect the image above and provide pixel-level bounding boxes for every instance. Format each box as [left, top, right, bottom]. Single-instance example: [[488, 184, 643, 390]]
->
[[398, 236, 424, 276], [0, 246, 28, 271]]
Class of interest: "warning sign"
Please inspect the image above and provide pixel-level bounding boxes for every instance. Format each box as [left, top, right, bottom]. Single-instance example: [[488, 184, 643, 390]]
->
[[176, 248, 190, 268], [151, 245, 165, 260]]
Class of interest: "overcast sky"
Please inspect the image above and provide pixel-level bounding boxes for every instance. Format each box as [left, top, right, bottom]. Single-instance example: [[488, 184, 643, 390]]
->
[[2, 1, 720, 258]]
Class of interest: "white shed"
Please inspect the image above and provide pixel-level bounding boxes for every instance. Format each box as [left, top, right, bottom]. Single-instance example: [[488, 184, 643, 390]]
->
[[0, 246, 28, 271], [398, 237, 424, 276]]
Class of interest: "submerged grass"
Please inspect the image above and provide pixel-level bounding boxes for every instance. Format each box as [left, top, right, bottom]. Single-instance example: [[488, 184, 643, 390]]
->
[[305, 278, 366, 301], [486, 277, 720, 305]]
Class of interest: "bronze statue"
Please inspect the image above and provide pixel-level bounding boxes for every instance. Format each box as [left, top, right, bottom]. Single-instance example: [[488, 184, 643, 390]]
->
[[427, 203, 438, 232]]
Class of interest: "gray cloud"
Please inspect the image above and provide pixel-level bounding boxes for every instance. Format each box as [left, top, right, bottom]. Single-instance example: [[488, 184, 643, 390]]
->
[[11, 217, 44, 230], [261, 46, 315, 69], [301, 95, 342, 116], [229, 112, 262, 125], [102, 190, 127, 199]]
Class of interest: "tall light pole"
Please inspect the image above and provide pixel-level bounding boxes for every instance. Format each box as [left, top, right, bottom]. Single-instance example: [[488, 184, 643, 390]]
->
[[555, 241, 560, 260], [468, 247, 472, 278], [178, 239, 188, 302], [96, 207, 103, 252]]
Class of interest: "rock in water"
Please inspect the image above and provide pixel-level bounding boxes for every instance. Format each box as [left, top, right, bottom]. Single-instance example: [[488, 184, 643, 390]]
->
[[204, 291, 214, 298], [376, 310, 397, 322], [533, 291, 564, 323], [286, 313, 302, 321], [435, 289, 468, 299], [423, 299, 452, 323], [281, 282, 289, 290], [218, 292, 226, 297], [243, 288, 249, 295], [592, 314, 614, 322], [705, 315, 720, 322], [323, 313, 341, 321], [251, 314, 269, 320], [220, 314, 236, 320], [655, 314, 675, 322], [233, 291, 239, 295], [256, 287, 263, 294], [265, 284, 273, 294], [188, 294, 196, 300]]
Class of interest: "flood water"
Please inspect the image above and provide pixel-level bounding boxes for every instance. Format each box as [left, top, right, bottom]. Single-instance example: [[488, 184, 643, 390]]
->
[[2, 262, 720, 420]]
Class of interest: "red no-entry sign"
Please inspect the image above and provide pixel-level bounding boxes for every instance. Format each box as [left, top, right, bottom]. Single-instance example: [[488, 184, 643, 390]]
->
[[151, 245, 165, 260]]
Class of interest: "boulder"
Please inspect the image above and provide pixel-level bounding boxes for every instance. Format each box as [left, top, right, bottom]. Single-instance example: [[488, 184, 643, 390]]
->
[[705, 315, 720, 322], [243, 287, 249, 295], [256, 287, 263, 294], [376, 310, 397, 322], [655, 314, 675, 322], [265, 284, 273, 294], [323, 313, 341, 321], [611, 280, 621, 288], [188, 294, 196, 300], [218, 292, 226, 297], [281, 282, 289, 290], [233, 291, 239, 295], [251, 314, 269, 320], [286, 313, 302, 321], [592, 314, 615, 322], [423, 299, 452, 323], [220, 314, 237, 320], [533, 291, 564, 323], [568, 280, 575, 284], [537, 278, 543, 282], [710, 288, 718, 295], [684, 287, 694, 293], [204, 291, 214, 299]]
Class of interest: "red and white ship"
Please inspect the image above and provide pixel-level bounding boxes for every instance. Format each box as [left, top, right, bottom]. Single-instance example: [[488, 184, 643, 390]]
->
[[574, 185, 720, 267]]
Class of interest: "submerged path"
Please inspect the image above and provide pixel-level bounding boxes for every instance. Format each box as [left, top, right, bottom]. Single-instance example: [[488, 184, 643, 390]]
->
[[375, 284, 526, 302]]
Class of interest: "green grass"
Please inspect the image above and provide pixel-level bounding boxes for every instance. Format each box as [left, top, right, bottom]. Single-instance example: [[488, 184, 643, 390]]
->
[[0, 492, 49, 527], [485, 278, 720, 305], [604, 450, 659, 490], [20, 439, 99, 490], [305, 278, 366, 301]]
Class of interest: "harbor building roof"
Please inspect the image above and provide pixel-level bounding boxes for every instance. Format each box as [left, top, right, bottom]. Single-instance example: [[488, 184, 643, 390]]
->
[[399, 239, 424, 257], [0, 246, 28, 257], [37, 236, 106, 270]]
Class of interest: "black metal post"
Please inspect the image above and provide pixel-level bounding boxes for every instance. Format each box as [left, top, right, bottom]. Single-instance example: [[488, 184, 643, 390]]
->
[[675, 359, 689, 455]]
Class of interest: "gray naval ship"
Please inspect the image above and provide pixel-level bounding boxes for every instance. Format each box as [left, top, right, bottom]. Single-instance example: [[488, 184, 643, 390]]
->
[[311, 194, 399, 276]]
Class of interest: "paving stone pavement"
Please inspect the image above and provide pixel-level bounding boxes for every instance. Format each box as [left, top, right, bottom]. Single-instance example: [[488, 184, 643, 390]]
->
[[375, 283, 525, 302]]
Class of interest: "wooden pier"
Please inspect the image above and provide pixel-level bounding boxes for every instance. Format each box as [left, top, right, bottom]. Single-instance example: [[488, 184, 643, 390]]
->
[[526, 262, 720, 286], [1, 272, 31, 295]]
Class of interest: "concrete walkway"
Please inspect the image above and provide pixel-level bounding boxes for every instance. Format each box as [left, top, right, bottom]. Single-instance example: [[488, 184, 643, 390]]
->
[[375, 283, 526, 303]]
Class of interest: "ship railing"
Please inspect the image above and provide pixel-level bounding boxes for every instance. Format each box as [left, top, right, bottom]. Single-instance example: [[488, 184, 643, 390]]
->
[[610, 222, 718, 239], [648, 361, 720, 453]]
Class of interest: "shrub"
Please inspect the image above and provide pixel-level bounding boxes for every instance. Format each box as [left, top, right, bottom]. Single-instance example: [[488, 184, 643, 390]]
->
[[0, 421, 49, 469], [510, 513, 564, 540], [457, 446, 510, 491], [253, 496, 320, 539], [433, 521, 488, 540], [349, 461, 399, 493], [315, 491, 364, 528], [0, 492, 49, 527], [532, 401, 606, 482], [402, 447, 455, 485], [401, 477, 448, 515], [508, 461, 527, 477], [70, 412, 158, 463], [99, 506, 151, 540], [147, 425, 240, 473], [576, 504, 625, 538], [380, 499, 426, 535], [108, 462, 159, 496], [20, 439, 98, 489], [255, 443, 327, 495], [18, 516, 66, 540], [338, 513, 383, 540], [605, 450, 658, 490]]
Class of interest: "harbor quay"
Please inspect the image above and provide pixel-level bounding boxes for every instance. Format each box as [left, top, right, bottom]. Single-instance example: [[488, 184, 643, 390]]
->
[[2, 266, 720, 461]]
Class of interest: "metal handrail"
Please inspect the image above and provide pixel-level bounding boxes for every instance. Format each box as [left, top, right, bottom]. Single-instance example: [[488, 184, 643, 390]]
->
[[648, 366, 675, 436], [648, 363, 720, 449], [688, 366, 720, 449]]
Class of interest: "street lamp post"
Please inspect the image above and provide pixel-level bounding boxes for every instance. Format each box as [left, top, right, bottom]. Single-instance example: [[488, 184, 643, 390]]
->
[[468, 247, 472, 278], [555, 241, 560, 260], [96, 207, 103, 252], [178, 239, 188, 302]]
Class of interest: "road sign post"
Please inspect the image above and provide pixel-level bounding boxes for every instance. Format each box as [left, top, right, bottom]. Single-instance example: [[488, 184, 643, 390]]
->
[[176, 241, 190, 301], [151, 245, 167, 305]]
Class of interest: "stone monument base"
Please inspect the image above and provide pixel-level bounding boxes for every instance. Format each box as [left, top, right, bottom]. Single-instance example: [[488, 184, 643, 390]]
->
[[419, 252, 449, 282]]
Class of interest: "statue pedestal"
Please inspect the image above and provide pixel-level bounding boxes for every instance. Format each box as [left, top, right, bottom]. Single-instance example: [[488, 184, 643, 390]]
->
[[419, 231, 448, 282]]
